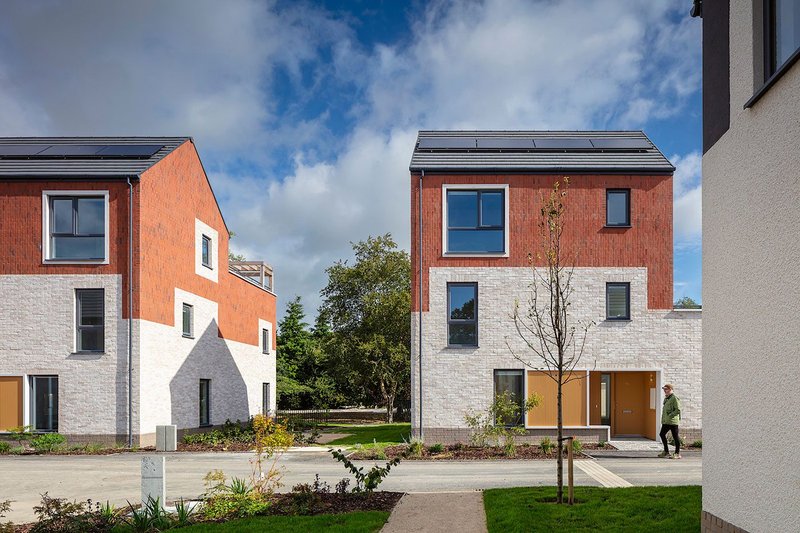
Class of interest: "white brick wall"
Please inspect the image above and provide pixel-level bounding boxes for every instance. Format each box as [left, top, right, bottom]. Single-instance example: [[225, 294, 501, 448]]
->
[[412, 267, 701, 433]]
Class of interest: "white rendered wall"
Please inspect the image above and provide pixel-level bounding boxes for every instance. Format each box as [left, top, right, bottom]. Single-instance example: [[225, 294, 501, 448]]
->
[[411, 267, 701, 431], [0, 274, 127, 437], [702, 2, 800, 531]]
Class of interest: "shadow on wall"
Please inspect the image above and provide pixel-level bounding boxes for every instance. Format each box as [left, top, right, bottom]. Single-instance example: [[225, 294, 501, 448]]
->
[[169, 319, 250, 429]]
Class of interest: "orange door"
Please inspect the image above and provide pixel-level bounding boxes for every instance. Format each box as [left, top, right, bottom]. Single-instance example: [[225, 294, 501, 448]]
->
[[614, 372, 647, 437], [0, 377, 23, 431]]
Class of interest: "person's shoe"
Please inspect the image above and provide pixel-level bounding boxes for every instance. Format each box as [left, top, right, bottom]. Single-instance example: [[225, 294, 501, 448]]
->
[[671, 454, 682, 459], [658, 451, 670, 458]]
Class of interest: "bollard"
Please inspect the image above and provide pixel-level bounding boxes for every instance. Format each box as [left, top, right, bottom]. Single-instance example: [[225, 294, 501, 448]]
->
[[156, 425, 177, 452], [141, 456, 166, 506]]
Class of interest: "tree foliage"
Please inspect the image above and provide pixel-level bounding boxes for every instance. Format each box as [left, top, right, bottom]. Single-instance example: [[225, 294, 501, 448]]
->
[[674, 296, 701, 309]]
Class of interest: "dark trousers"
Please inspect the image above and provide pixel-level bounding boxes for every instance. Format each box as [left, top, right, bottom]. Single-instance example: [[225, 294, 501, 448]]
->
[[659, 424, 680, 454]]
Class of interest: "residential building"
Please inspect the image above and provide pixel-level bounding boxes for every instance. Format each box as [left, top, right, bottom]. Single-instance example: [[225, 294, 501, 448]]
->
[[694, 1, 800, 531], [409, 130, 701, 444], [0, 137, 276, 446]]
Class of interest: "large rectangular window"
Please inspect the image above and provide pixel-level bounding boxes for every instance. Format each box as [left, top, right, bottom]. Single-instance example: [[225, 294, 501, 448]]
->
[[447, 283, 478, 346], [767, 0, 800, 76], [494, 370, 524, 425], [262, 383, 271, 415], [606, 283, 631, 320], [606, 189, 630, 227], [76, 289, 104, 352], [182, 304, 194, 338], [30, 376, 58, 432], [199, 379, 211, 426], [446, 189, 505, 253], [48, 195, 106, 260]]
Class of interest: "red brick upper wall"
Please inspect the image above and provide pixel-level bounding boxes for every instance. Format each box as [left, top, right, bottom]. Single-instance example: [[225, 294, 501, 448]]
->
[[411, 173, 673, 311]]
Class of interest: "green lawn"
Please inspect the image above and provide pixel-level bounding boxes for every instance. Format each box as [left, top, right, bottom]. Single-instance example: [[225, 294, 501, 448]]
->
[[483, 486, 701, 533], [323, 423, 411, 445], [180, 511, 390, 532]]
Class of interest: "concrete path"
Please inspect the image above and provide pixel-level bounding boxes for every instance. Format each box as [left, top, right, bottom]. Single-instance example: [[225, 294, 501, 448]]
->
[[575, 460, 633, 487], [381, 492, 487, 533]]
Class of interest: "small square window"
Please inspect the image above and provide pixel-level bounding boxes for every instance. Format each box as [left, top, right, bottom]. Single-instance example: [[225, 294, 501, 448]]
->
[[446, 189, 506, 253], [76, 289, 104, 352], [447, 283, 478, 346], [606, 189, 630, 227], [262, 328, 271, 354], [199, 379, 211, 426], [606, 283, 631, 320], [202, 235, 212, 269], [182, 304, 194, 338]]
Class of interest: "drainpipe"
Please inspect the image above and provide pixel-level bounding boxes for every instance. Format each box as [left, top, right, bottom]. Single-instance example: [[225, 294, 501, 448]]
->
[[418, 170, 424, 441], [126, 177, 134, 448]]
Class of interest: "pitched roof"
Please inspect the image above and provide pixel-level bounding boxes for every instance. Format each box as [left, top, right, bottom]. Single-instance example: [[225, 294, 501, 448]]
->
[[410, 131, 674, 174], [0, 137, 190, 178]]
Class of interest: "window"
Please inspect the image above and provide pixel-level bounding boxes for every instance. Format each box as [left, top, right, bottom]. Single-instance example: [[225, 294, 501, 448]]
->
[[47, 195, 106, 260], [494, 370, 524, 426], [606, 283, 631, 320], [447, 283, 478, 346], [767, 0, 800, 77], [446, 189, 505, 253], [201, 235, 212, 269], [76, 289, 104, 352], [30, 376, 58, 432], [182, 304, 194, 338], [262, 383, 271, 415], [606, 189, 630, 227], [199, 379, 211, 426], [262, 328, 271, 354]]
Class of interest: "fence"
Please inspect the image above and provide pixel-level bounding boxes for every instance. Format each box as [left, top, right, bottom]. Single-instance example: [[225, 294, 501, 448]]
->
[[276, 409, 331, 425]]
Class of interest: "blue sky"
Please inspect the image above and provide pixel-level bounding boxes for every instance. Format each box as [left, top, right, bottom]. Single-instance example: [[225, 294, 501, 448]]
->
[[0, 0, 702, 317]]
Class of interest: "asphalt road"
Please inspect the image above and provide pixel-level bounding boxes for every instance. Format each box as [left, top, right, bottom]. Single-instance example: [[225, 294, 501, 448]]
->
[[0, 449, 701, 523]]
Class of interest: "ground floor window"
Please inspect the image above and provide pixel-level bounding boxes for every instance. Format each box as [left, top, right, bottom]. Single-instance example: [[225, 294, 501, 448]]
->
[[30, 376, 58, 432], [493, 370, 524, 425], [199, 379, 211, 426], [262, 383, 270, 415]]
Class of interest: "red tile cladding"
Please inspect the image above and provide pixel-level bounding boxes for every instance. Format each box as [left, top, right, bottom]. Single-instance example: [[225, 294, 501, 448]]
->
[[411, 173, 673, 312]]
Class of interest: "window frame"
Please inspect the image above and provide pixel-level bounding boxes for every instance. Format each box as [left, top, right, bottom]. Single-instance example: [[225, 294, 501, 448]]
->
[[442, 184, 509, 257], [199, 379, 211, 427], [605, 189, 631, 227], [201, 234, 212, 269], [75, 288, 105, 353], [493, 369, 525, 427], [30, 375, 59, 433], [262, 383, 271, 415], [447, 282, 479, 348], [42, 190, 110, 264], [605, 282, 631, 321], [262, 328, 271, 354], [182, 303, 194, 338]]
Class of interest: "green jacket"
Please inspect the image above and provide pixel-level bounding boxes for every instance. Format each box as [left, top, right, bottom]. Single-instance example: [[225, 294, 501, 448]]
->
[[662, 394, 681, 425]]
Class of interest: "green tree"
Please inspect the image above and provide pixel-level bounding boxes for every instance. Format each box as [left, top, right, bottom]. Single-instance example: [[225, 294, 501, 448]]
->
[[276, 297, 313, 408], [674, 296, 701, 309], [320, 234, 411, 422]]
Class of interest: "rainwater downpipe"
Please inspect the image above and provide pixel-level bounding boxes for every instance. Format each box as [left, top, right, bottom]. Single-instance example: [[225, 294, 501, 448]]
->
[[418, 170, 424, 441], [126, 177, 134, 448]]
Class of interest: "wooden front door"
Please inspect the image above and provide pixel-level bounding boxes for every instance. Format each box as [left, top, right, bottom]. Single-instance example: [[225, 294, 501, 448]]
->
[[614, 372, 647, 437], [0, 377, 23, 431]]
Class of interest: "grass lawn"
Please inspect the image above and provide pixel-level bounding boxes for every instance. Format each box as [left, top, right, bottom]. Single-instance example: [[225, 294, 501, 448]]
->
[[323, 423, 411, 445], [179, 511, 390, 532], [483, 486, 701, 533]]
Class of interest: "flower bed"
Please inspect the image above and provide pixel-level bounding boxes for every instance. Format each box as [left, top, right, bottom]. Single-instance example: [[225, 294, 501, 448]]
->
[[350, 441, 610, 460]]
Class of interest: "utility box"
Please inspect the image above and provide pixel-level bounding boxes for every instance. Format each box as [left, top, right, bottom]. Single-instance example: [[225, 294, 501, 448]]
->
[[156, 425, 177, 452], [141, 455, 166, 506]]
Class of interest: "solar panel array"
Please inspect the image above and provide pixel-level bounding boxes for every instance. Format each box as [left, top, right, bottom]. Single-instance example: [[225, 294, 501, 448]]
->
[[417, 136, 651, 151], [0, 143, 164, 159]]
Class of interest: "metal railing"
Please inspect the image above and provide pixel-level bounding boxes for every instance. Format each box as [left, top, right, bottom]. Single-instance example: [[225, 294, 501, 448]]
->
[[276, 409, 331, 425]]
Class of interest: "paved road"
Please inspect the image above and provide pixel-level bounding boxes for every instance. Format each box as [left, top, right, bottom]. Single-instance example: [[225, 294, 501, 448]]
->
[[0, 450, 701, 523]]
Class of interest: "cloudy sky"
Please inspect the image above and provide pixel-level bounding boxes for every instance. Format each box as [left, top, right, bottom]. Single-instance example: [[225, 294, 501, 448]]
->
[[0, 0, 702, 318]]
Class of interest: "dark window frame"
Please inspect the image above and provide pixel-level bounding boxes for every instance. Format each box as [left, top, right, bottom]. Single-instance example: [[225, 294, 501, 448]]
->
[[447, 282, 478, 347], [30, 375, 59, 433], [493, 369, 525, 427], [262, 328, 270, 354], [48, 195, 106, 261], [606, 282, 631, 321], [76, 288, 105, 353], [445, 189, 506, 254], [182, 303, 194, 338], [201, 235, 212, 269], [605, 189, 631, 227], [262, 382, 270, 415], [199, 379, 211, 427]]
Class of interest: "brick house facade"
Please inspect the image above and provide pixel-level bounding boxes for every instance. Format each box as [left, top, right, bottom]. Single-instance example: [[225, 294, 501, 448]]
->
[[0, 138, 276, 445]]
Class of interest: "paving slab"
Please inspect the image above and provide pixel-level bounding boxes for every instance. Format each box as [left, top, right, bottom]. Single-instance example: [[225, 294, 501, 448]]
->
[[381, 492, 487, 533]]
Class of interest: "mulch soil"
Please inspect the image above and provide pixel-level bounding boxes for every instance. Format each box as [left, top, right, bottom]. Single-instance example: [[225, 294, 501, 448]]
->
[[352, 443, 609, 460], [268, 491, 404, 515]]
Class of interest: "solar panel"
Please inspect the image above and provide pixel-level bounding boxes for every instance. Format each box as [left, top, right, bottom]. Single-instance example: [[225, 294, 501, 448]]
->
[[37, 145, 108, 157], [418, 137, 476, 149], [476, 138, 534, 149], [590, 138, 651, 149], [96, 145, 164, 157], [0, 144, 51, 157], [533, 138, 594, 149]]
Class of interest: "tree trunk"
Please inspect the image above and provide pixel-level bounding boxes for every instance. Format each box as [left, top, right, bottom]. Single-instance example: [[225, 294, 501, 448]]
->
[[386, 396, 394, 423], [557, 371, 564, 504]]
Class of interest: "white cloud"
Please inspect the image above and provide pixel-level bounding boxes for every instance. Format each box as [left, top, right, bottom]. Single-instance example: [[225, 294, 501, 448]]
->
[[671, 151, 702, 246]]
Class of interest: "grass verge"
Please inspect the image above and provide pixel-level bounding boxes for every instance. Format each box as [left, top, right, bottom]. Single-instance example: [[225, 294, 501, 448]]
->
[[324, 423, 411, 445], [483, 486, 701, 532], [180, 510, 390, 532]]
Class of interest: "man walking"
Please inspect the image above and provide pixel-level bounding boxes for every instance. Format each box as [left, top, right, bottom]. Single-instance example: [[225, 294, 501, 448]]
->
[[658, 383, 682, 459]]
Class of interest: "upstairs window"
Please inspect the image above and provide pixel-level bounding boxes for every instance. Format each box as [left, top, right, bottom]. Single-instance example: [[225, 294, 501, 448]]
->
[[262, 328, 271, 354], [447, 282, 478, 346], [47, 195, 107, 261], [767, 0, 800, 77], [606, 283, 631, 320], [446, 189, 505, 253], [76, 289, 104, 352], [201, 235, 212, 269], [182, 304, 194, 338], [606, 189, 630, 227]]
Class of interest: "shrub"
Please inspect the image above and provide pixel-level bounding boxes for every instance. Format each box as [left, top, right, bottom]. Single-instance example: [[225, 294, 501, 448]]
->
[[407, 438, 424, 457], [0, 442, 10, 455], [8, 425, 32, 448], [598, 440, 607, 448], [428, 443, 444, 454], [173, 498, 196, 527], [202, 493, 270, 520], [692, 439, 702, 449], [464, 391, 541, 449], [539, 437, 553, 454], [31, 493, 115, 533], [290, 476, 330, 515], [571, 438, 583, 455], [31, 433, 66, 453], [330, 448, 401, 493], [250, 414, 294, 495], [1, 500, 13, 533]]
